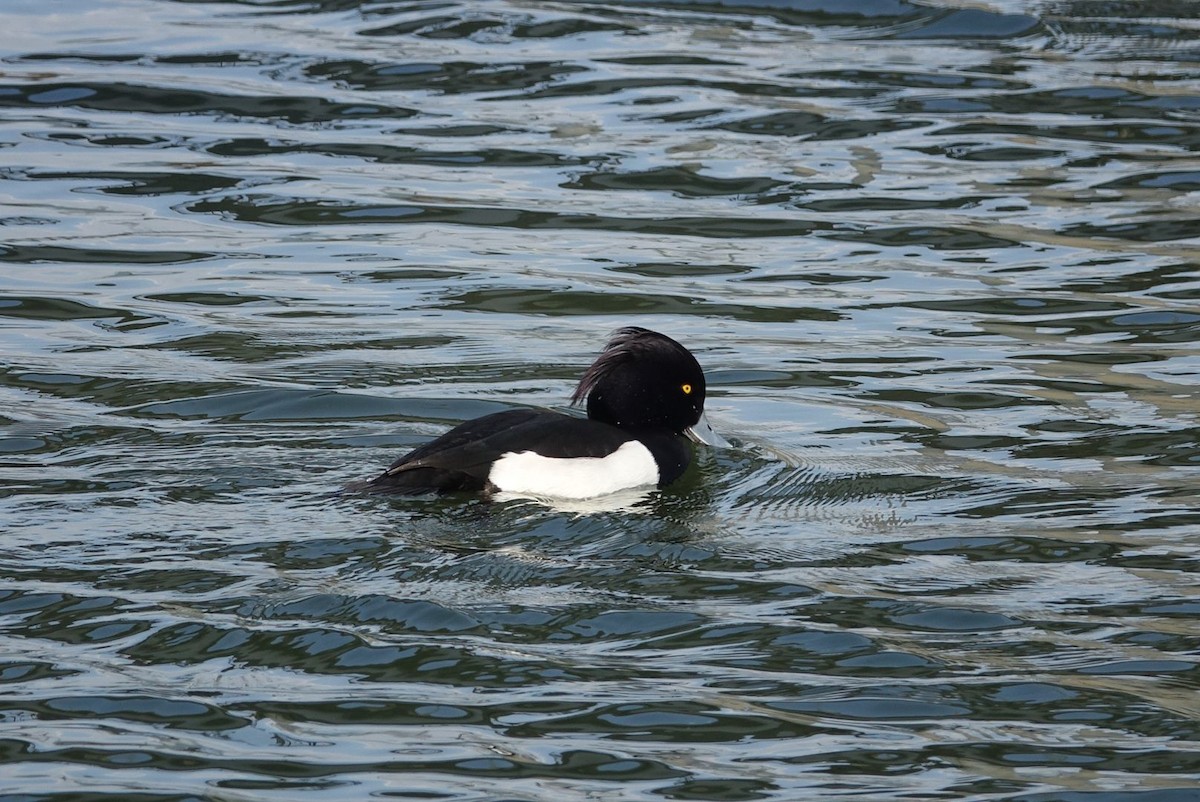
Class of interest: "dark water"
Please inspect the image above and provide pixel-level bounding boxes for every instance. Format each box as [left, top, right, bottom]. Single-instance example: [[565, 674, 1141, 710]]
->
[[2, 0, 1199, 799]]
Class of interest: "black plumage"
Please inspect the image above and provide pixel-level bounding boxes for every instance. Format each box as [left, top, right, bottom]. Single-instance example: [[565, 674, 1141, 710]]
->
[[355, 327, 716, 497]]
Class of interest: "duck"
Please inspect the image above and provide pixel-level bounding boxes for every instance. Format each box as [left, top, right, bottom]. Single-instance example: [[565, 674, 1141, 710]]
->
[[356, 327, 726, 498]]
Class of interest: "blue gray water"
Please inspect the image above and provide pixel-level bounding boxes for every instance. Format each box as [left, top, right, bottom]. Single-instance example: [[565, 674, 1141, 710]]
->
[[2, 0, 1198, 799]]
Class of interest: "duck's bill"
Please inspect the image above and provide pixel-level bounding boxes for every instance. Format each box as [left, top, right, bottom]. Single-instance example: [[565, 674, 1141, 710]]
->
[[685, 411, 730, 448]]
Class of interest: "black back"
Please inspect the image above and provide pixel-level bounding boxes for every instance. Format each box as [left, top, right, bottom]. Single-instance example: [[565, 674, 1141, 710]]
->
[[359, 409, 639, 494]]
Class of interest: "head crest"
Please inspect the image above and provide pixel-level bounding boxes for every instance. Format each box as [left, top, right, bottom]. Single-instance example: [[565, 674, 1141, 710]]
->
[[571, 327, 672, 406]]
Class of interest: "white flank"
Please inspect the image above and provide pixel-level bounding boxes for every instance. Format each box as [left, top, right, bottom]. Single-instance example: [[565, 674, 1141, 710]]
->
[[486, 440, 659, 500]]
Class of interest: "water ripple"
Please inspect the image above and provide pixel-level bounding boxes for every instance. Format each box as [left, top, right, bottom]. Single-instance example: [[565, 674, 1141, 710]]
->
[[1, 0, 1198, 799]]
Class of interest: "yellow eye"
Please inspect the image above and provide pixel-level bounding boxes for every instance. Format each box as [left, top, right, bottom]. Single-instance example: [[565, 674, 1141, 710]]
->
[[681, 383, 692, 395]]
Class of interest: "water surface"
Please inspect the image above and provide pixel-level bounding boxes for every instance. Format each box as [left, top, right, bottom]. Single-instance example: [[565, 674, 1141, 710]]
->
[[1, 0, 1198, 799]]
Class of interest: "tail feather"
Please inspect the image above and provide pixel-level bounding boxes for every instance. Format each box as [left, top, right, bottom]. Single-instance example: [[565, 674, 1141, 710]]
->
[[348, 466, 487, 495]]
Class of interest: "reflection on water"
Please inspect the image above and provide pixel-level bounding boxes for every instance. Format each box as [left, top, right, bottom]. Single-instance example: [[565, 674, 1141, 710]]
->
[[1, 0, 1198, 799]]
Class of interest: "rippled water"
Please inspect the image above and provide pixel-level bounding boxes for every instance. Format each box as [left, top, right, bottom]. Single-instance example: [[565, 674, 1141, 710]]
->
[[2, 0, 1199, 799]]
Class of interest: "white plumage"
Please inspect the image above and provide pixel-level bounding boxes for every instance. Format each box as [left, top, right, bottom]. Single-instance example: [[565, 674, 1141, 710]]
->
[[487, 440, 659, 499]]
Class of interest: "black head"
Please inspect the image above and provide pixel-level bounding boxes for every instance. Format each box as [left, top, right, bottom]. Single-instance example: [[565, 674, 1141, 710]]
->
[[570, 327, 707, 434]]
